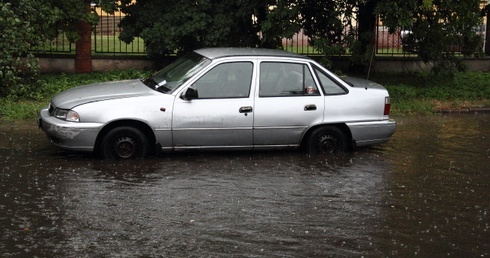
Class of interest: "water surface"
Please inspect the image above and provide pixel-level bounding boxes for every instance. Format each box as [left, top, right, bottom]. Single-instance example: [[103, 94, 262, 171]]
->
[[0, 114, 488, 257]]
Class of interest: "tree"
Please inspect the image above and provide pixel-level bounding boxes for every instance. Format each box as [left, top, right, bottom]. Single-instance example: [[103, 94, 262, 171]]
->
[[351, 0, 377, 72], [1, 1, 54, 98], [0, 0, 99, 98], [301, 0, 484, 74], [116, 0, 301, 64], [299, 0, 379, 72], [300, 0, 349, 58], [376, 0, 484, 74]]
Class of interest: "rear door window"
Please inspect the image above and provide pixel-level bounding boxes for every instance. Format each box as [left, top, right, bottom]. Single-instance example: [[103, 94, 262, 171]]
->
[[313, 67, 347, 95], [259, 62, 320, 97]]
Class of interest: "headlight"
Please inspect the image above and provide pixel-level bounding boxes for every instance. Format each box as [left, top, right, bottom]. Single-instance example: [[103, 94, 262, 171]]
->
[[53, 108, 80, 122]]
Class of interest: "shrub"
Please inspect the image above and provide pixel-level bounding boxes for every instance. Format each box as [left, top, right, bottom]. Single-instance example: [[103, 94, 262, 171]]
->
[[0, 2, 42, 99]]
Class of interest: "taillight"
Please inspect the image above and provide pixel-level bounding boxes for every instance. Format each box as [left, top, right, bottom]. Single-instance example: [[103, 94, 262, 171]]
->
[[384, 97, 391, 115]]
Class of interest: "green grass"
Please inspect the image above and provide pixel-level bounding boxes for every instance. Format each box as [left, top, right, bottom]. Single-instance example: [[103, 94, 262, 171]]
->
[[0, 69, 152, 120], [0, 100, 45, 120], [0, 70, 488, 120], [369, 71, 490, 115], [93, 35, 145, 54]]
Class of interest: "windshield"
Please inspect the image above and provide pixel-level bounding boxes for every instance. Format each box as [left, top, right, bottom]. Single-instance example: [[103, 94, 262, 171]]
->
[[143, 52, 211, 93]]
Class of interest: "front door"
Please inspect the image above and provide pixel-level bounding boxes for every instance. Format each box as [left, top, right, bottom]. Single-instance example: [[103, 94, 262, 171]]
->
[[172, 61, 255, 149]]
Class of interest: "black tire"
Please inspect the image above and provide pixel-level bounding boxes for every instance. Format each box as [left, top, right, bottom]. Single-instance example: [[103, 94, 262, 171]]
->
[[307, 126, 348, 154], [101, 126, 149, 159]]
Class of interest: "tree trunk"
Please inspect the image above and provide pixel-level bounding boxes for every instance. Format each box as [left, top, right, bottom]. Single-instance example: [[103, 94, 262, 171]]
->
[[75, 2, 92, 73], [350, 0, 377, 73]]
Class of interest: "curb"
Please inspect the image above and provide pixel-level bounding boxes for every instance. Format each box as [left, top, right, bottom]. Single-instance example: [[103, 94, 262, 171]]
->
[[438, 107, 490, 114]]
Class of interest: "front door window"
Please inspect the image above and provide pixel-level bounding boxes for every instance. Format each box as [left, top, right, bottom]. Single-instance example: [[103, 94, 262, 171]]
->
[[192, 62, 253, 98]]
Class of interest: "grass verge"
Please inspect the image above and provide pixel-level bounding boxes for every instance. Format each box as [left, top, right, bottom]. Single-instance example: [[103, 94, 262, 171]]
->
[[0, 70, 488, 120], [0, 69, 152, 120], [369, 71, 490, 115]]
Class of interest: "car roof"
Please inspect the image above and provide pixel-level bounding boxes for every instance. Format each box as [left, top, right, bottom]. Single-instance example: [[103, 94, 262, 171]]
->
[[194, 47, 311, 60]]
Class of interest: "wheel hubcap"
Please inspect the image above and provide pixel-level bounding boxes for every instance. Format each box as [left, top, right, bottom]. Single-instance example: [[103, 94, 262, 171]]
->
[[114, 136, 136, 159], [317, 134, 339, 153]]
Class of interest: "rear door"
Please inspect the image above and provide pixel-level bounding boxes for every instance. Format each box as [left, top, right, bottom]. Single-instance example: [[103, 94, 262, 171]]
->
[[253, 61, 325, 147]]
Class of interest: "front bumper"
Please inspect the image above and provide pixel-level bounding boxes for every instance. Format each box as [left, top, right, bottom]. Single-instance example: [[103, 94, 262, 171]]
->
[[38, 108, 103, 152]]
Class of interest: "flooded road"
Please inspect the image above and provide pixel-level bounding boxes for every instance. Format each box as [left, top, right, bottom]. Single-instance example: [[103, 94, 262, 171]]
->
[[0, 114, 488, 257]]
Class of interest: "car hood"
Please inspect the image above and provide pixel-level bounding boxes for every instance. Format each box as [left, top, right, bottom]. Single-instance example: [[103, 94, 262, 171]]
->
[[341, 76, 387, 90], [52, 79, 159, 109]]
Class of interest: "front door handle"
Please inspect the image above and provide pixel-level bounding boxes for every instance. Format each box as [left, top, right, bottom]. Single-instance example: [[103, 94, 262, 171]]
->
[[304, 104, 317, 111], [239, 106, 253, 113]]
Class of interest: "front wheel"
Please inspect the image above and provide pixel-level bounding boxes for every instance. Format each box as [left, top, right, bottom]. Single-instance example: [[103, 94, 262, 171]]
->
[[306, 126, 348, 154], [101, 126, 149, 159]]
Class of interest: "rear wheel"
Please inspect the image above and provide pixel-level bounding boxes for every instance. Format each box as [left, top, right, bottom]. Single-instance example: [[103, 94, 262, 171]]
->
[[101, 126, 149, 159], [307, 126, 348, 154]]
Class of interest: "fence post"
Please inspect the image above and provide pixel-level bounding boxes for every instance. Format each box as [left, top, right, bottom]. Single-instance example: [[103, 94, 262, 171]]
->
[[75, 2, 92, 73], [486, 4, 490, 56]]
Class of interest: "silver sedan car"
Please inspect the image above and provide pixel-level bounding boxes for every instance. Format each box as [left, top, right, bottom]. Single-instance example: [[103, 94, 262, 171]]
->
[[38, 48, 396, 159]]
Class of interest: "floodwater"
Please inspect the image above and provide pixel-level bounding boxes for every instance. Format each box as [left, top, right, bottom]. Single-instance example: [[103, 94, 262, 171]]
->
[[0, 114, 488, 257]]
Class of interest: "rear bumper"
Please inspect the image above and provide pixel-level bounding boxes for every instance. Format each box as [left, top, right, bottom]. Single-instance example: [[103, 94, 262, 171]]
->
[[347, 119, 396, 147], [38, 108, 102, 152]]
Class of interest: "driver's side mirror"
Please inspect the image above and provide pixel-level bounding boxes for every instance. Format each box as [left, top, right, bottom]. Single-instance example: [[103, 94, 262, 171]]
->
[[182, 87, 198, 100]]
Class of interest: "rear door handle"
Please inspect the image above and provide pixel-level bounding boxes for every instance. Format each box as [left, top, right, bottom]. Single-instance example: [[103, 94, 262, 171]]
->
[[239, 106, 253, 113], [304, 104, 317, 111]]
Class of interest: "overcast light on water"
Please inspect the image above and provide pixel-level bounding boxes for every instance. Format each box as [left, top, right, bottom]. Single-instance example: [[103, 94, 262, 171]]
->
[[0, 114, 488, 257]]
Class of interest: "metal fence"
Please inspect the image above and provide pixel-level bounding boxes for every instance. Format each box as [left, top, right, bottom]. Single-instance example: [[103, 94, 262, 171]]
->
[[33, 32, 74, 54], [32, 10, 486, 57], [31, 7, 146, 55], [282, 25, 409, 57], [29, 8, 414, 57], [376, 26, 405, 56], [92, 7, 145, 55], [282, 29, 322, 56]]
